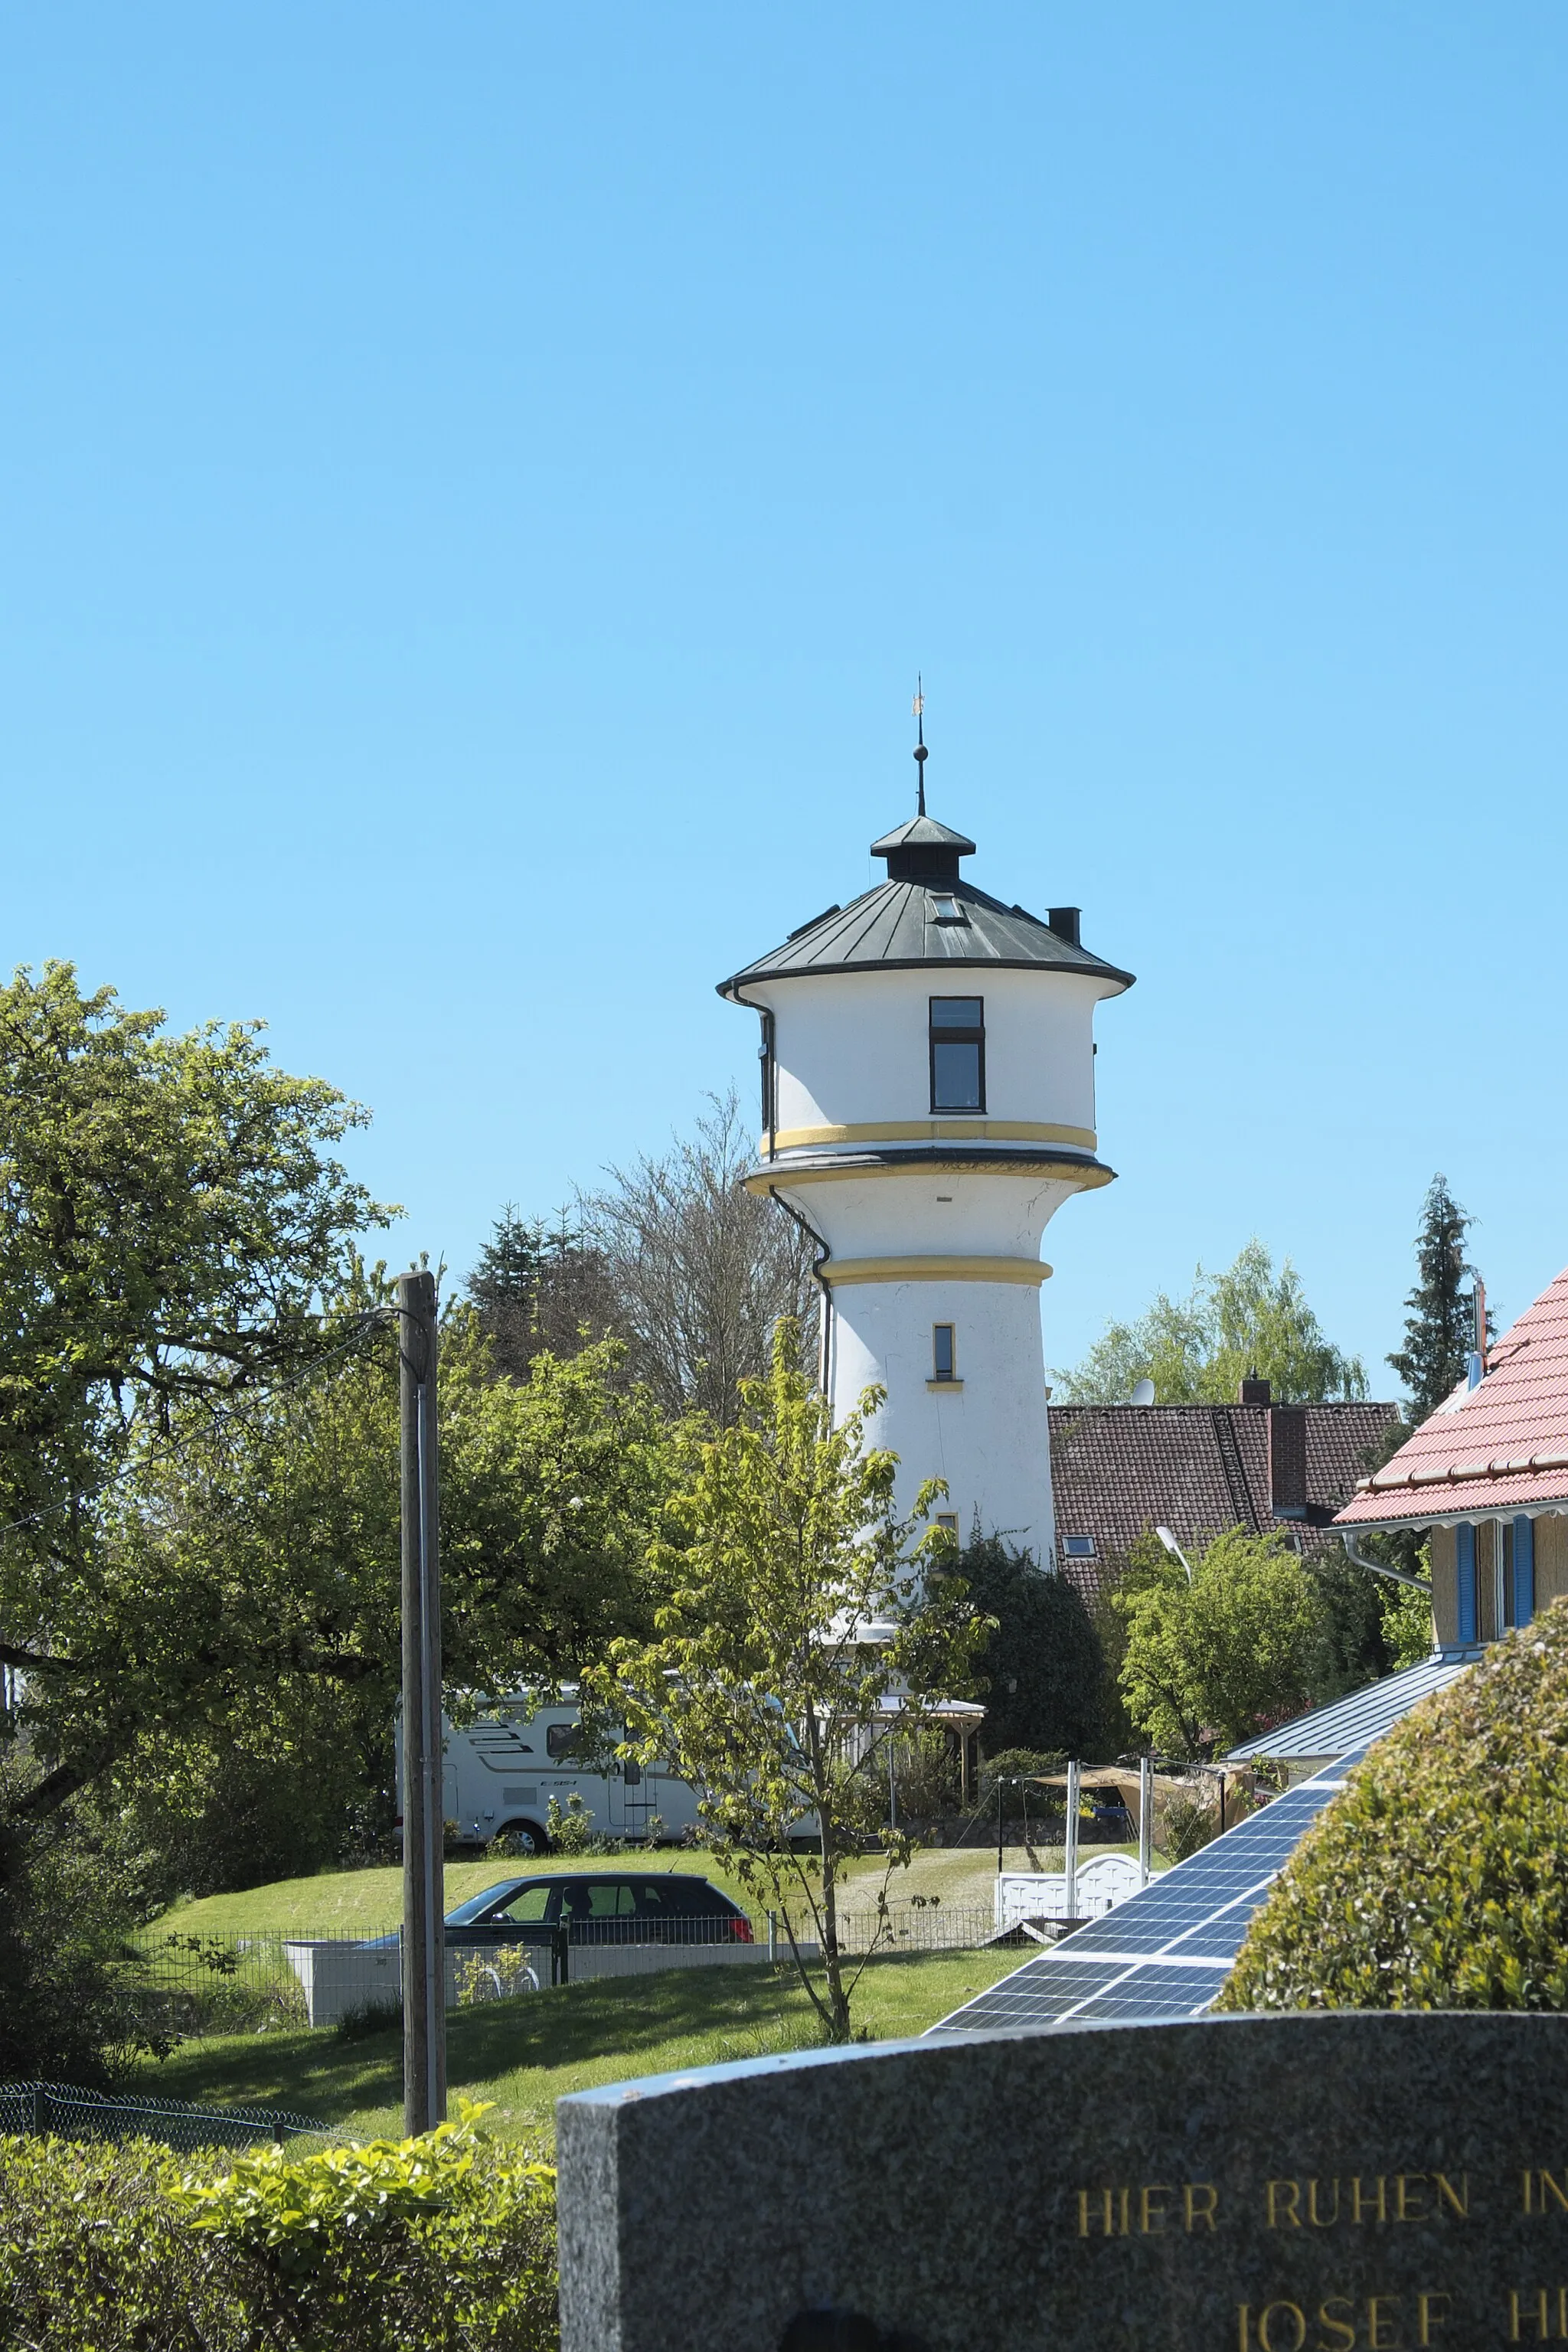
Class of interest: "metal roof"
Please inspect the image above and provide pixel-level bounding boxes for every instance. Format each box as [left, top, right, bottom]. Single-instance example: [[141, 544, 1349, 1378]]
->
[[1224, 1648, 1482, 1763], [717, 808, 1135, 997]]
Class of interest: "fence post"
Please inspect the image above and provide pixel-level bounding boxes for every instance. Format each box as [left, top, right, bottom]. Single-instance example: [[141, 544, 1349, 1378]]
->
[[31, 2085, 47, 2137], [1064, 1759, 1080, 1919], [1138, 1754, 1153, 1888], [768, 1909, 777, 1965]]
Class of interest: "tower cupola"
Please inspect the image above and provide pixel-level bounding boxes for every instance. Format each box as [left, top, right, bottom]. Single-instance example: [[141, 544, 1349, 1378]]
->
[[869, 814, 977, 887]]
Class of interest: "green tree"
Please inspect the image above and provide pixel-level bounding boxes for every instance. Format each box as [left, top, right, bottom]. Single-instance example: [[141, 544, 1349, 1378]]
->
[[467, 1206, 621, 1384], [596, 1325, 988, 2043], [959, 1534, 1109, 1759], [63, 1310, 678, 1878], [1115, 1527, 1326, 1756], [1055, 1240, 1366, 1404], [1387, 1174, 1482, 1424], [0, 962, 388, 1550]]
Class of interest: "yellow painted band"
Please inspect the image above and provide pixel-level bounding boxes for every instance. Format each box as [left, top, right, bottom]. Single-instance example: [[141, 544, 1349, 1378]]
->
[[746, 1158, 1115, 1195], [818, 1256, 1054, 1288], [766, 1118, 1097, 1152]]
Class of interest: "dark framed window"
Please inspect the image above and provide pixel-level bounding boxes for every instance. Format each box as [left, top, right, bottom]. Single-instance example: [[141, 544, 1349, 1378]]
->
[[757, 1010, 776, 1138], [929, 997, 985, 1112], [932, 1324, 956, 1382]]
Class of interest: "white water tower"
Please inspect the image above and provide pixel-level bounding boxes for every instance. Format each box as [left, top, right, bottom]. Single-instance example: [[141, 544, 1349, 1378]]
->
[[718, 730, 1132, 1565]]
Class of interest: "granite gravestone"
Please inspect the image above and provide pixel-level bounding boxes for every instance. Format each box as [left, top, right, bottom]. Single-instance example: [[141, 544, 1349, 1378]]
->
[[557, 2013, 1568, 2352]]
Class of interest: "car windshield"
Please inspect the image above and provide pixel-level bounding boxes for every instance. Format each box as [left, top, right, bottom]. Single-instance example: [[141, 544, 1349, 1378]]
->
[[445, 1880, 537, 1926]]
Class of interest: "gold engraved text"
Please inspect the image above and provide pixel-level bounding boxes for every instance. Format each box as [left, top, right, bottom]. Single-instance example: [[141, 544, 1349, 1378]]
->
[[1075, 2181, 1218, 2236], [1266, 2177, 1468, 2230], [1238, 2294, 1451, 2352]]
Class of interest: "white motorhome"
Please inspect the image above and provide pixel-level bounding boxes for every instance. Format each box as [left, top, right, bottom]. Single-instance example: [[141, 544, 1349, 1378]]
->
[[395, 1690, 704, 1854]]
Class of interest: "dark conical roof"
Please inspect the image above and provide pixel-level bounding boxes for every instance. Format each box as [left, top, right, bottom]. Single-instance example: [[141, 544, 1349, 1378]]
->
[[716, 808, 1135, 999]]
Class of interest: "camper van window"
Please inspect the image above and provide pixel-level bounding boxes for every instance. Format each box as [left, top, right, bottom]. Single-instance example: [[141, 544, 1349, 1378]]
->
[[546, 1722, 585, 1759]]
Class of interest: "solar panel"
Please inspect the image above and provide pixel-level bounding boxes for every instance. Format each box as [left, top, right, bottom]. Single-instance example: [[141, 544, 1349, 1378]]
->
[[927, 1753, 1357, 2037]]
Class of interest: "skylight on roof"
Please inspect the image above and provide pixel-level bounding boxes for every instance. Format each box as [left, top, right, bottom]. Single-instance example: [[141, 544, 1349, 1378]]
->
[[930, 893, 965, 923]]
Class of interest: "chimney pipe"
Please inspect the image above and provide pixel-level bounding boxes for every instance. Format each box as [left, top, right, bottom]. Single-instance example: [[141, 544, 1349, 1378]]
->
[[1048, 906, 1081, 946]]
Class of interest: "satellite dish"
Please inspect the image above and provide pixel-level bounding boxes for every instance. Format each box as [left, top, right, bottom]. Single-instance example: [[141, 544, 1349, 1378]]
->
[[1129, 1378, 1156, 1408]]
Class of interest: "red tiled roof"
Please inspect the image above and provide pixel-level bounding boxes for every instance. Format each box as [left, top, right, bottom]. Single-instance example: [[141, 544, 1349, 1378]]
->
[[1338, 1265, 1568, 1525], [1048, 1400, 1400, 1594]]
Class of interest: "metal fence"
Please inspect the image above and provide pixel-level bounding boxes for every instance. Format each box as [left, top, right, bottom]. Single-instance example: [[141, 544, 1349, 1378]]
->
[[0, 2080, 324, 2152], [121, 1902, 1005, 2040]]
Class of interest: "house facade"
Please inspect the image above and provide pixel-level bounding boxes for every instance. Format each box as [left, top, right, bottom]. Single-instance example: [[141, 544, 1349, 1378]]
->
[[1337, 1264, 1568, 1647]]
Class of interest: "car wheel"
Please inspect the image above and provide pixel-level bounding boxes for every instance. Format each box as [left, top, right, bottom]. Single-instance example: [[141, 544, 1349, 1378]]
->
[[503, 1819, 548, 1857]]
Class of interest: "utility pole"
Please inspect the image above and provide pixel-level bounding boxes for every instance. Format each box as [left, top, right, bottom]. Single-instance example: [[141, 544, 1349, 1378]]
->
[[400, 1269, 445, 2135]]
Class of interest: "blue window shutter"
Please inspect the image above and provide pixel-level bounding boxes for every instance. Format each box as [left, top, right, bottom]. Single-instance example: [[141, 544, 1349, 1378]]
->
[[1456, 1524, 1478, 1645], [1514, 1515, 1535, 1626]]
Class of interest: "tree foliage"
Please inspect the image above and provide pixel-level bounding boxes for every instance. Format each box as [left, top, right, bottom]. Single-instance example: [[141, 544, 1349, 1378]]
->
[[1114, 1527, 1326, 1756], [595, 1324, 988, 2042], [1386, 1174, 1482, 1424], [1055, 1240, 1366, 1404], [959, 1534, 1109, 1759], [466, 1207, 621, 1385], [577, 1089, 818, 1424], [0, 2105, 557, 2350], [0, 962, 389, 1547], [1220, 1606, 1568, 2012]]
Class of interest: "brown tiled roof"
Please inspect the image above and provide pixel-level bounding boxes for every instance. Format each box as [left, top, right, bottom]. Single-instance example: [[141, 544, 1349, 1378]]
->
[[1338, 1265, 1568, 1525], [1048, 1400, 1400, 1594]]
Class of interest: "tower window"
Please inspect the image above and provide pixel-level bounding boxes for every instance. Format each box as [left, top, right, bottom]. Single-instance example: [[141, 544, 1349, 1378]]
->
[[757, 1010, 776, 1138], [933, 1324, 956, 1382], [934, 1511, 959, 1544], [929, 996, 985, 1112]]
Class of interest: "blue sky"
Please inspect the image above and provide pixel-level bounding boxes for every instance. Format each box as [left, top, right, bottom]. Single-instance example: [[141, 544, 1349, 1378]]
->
[[5, 4, 1566, 1390]]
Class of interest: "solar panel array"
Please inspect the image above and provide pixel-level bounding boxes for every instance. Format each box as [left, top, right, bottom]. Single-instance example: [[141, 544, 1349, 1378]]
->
[[927, 1750, 1365, 2036]]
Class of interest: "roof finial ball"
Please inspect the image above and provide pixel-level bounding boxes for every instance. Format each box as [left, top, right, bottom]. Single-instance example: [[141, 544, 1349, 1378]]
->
[[913, 676, 929, 817]]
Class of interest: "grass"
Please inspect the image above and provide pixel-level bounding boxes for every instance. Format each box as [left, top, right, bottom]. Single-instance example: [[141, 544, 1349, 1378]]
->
[[132, 1949, 1024, 2151], [148, 1838, 1153, 1939]]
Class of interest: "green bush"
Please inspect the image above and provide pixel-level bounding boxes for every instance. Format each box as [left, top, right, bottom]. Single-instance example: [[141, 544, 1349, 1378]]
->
[[1220, 1603, 1568, 2014], [0, 2104, 557, 2350]]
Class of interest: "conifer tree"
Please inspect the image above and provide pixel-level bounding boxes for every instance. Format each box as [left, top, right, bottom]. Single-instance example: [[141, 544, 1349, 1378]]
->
[[1387, 1175, 1480, 1424]]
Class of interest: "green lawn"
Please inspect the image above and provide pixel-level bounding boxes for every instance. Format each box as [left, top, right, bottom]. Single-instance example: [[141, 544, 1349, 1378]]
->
[[149, 1838, 1152, 1939], [134, 1949, 1024, 2151]]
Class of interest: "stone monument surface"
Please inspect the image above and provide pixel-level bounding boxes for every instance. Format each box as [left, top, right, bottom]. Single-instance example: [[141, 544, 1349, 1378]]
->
[[557, 2012, 1568, 2352]]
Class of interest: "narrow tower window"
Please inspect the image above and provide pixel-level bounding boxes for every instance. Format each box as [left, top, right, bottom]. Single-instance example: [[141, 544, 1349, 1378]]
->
[[757, 1010, 776, 1142], [929, 996, 985, 1112], [932, 1324, 956, 1382], [934, 1511, 959, 1544]]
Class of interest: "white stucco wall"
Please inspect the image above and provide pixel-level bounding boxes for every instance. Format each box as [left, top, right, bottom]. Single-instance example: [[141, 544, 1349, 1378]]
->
[[733, 946, 1125, 1565], [742, 965, 1114, 1141], [827, 1270, 1055, 1557]]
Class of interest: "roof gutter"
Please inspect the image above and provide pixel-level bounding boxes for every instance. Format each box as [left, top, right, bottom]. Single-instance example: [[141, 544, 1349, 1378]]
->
[[1339, 1530, 1432, 1592]]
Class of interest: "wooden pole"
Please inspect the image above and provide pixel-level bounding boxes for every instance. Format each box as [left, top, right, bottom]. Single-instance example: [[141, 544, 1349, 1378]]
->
[[400, 1269, 446, 2135]]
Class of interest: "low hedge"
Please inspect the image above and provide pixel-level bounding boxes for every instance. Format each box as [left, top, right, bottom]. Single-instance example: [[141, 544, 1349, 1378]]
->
[[1220, 1600, 1568, 2013], [0, 2102, 557, 2350]]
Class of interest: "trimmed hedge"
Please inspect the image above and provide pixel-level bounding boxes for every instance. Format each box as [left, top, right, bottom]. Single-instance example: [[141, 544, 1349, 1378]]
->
[[0, 2103, 557, 2350], [1220, 1600, 1568, 2013]]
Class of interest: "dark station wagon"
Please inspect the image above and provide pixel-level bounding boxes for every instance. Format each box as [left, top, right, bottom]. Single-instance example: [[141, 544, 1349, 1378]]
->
[[362, 1870, 753, 1954]]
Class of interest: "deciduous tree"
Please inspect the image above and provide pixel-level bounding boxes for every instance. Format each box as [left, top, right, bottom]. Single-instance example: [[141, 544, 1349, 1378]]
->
[[595, 1325, 988, 2042], [1056, 1240, 1365, 1405], [1115, 1527, 1325, 1756]]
